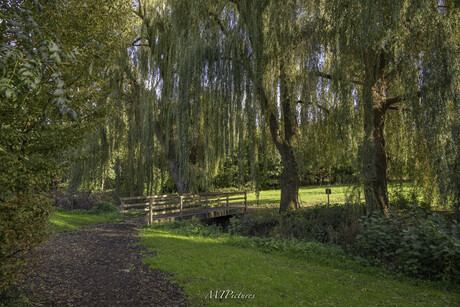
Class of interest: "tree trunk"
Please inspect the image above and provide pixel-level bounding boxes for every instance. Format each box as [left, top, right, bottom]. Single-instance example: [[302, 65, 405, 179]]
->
[[362, 50, 390, 216], [273, 61, 300, 213], [363, 100, 390, 215], [278, 144, 300, 213], [371, 103, 390, 215], [238, 5, 300, 213], [167, 152, 187, 194]]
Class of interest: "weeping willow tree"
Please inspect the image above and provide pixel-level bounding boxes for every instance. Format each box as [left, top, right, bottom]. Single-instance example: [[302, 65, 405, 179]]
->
[[318, 0, 460, 215], [69, 0, 244, 197], [129, 0, 337, 212], [68, 49, 167, 197], [209, 0, 329, 212], [129, 0, 240, 194]]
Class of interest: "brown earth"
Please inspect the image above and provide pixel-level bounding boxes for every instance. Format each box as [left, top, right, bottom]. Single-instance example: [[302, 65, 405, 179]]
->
[[16, 223, 187, 306]]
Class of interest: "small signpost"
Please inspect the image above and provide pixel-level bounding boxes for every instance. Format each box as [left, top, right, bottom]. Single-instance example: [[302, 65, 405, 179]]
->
[[325, 188, 331, 204]]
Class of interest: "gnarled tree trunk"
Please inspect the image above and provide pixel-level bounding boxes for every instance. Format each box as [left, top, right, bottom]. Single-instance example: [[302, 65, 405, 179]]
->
[[265, 62, 300, 213], [371, 102, 390, 215], [278, 144, 300, 212], [362, 50, 390, 216]]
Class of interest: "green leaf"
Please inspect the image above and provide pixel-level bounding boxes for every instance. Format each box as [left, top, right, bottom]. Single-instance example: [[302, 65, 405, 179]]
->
[[5, 88, 13, 98], [22, 70, 34, 77], [53, 89, 65, 96]]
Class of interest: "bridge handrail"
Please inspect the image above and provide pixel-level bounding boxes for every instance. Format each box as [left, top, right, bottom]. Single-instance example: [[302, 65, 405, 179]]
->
[[119, 191, 247, 225]]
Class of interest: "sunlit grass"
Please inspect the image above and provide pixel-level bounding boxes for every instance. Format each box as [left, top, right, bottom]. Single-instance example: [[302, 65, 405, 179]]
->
[[50, 210, 121, 232], [141, 227, 459, 306], [247, 181, 414, 206]]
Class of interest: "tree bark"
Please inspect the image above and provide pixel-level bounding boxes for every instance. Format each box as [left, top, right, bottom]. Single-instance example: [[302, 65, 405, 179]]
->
[[261, 61, 300, 213], [278, 143, 300, 212], [166, 151, 187, 194], [368, 102, 390, 215], [362, 50, 390, 216], [262, 89, 300, 213]]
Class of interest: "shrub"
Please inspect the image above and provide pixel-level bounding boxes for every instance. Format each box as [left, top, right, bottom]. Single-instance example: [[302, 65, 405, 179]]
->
[[356, 206, 460, 282], [90, 201, 118, 214], [52, 189, 112, 211], [229, 211, 278, 237], [0, 194, 51, 293], [354, 211, 403, 265], [229, 204, 365, 249], [273, 203, 365, 249]]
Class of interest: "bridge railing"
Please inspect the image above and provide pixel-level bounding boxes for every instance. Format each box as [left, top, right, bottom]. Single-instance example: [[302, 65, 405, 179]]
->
[[120, 191, 247, 225]]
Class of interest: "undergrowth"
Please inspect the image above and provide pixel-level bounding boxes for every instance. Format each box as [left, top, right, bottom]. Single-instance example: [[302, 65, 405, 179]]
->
[[227, 203, 460, 283], [144, 220, 460, 306]]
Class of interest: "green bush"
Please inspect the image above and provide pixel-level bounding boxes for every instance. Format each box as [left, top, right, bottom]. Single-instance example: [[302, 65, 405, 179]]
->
[[356, 206, 460, 282], [274, 203, 365, 248], [355, 212, 403, 265], [90, 201, 118, 214], [229, 204, 365, 249], [52, 190, 113, 211], [0, 194, 51, 293], [229, 212, 278, 237]]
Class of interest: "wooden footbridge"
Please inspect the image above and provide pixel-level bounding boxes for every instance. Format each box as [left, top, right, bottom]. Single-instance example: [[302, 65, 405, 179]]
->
[[120, 191, 247, 225]]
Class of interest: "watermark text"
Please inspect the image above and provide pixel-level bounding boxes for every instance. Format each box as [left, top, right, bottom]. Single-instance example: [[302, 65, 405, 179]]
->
[[205, 289, 255, 300]]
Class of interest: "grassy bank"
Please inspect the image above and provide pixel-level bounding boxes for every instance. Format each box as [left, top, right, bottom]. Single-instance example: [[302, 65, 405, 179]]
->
[[50, 209, 121, 232], [246, 181, 414, 206], [141, 223, 459, 306]]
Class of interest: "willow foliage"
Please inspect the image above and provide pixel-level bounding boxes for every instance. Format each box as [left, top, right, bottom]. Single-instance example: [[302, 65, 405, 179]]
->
[[319, 0, 459, 211]]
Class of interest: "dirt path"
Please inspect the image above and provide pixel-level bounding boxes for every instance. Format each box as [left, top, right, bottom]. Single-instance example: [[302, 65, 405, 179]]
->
[[17, 223, 187, 306]]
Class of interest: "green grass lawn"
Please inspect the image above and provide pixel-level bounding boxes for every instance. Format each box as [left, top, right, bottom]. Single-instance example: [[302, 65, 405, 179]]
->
[[247, 181, 414, 206], [141, 226, 459, 306], [50, 210, 121, 232]]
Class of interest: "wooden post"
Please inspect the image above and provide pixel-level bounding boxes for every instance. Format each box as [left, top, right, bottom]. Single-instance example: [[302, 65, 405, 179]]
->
[[226, 193, 229, 215], [244, 191, 247, 212], [325, 188, 331, 205], [179, 196, 183, 221], [205, 195, 209, 219], [148, 198, 153, 226]]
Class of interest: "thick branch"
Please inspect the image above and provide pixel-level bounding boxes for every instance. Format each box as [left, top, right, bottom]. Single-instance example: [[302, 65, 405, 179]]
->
[[280, 61, 298, 144], [384, 91, 421, 107], [131, 37, 148, 46], [387, 105, 407, 111], [134, 0, 153, 45]]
